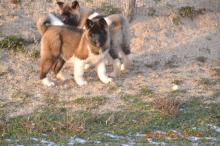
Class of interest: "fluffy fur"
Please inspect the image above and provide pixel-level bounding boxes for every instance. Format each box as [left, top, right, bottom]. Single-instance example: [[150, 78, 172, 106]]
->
[[37, 14, 112, 86]]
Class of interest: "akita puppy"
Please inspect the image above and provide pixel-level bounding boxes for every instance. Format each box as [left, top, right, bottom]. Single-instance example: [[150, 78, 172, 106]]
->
[[56, 1, 131, 77], [37, 14, 112, 86]]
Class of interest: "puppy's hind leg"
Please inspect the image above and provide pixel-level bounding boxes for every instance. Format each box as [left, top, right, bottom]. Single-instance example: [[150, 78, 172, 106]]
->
[[40, 57, 56, 87], [52, 57, 66, 81], [121, 45, 131, 72]]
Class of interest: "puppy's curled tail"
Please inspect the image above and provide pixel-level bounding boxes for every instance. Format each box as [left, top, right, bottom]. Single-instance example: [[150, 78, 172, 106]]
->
[[37, 16, 49, 36]]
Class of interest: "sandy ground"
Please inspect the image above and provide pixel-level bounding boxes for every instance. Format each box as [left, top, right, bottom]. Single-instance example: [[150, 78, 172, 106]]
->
[[0, 7, 220, 119]]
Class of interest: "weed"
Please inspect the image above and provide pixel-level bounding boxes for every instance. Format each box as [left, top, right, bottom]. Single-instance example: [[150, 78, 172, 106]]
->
[[145, 61, 159, 69], [172, 15, 182, 25], [0, 35, 26, 52], [179, 6, 206, 19], [96, 2, 121, 16], [31, 50, 40, 59], [153, 97, 181, 116], [140, 86, 154, 96]]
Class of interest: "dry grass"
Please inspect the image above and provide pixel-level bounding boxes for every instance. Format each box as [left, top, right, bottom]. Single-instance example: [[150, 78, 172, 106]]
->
[[153, 97, 181, 116]]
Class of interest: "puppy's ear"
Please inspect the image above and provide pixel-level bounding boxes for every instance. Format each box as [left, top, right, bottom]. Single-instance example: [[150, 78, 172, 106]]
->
[[57, 1, 64, 10], [72, 1, 79, 9], [85, 19, 94, 29], [99, 17, 107, 28]]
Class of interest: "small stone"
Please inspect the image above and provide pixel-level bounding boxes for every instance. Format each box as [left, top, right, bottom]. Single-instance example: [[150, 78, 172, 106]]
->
[[172, 85, 179, 91]]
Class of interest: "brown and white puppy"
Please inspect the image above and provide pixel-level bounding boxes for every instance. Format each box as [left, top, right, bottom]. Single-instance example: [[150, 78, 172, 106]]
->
[[37, 14, 112, 86], [57, 1, 93, 28], [56, 1, 131, 77]]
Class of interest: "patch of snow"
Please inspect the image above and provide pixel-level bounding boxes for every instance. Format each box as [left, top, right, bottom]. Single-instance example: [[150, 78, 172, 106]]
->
[[40, 139, 56, 146], [75, 137, 87, 144], [105, 133, 125, 139], [31, 137, 39, 142], [68, 137, 87, 145], [147, 138, 166, 146], [207, 124, 220, 133], [187, 136, 201, 142], [135, 133, 146, 137]]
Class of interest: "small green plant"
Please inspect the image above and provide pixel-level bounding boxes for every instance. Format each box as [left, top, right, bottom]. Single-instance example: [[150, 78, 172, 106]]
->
[[179, 6, 205, 19], [96, 2, 121, 16], [31, 50, 40, 58], [0, 35, 26, 52]]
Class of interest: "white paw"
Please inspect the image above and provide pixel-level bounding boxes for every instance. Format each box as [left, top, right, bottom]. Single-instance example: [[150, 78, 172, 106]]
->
[[121, 64, 126, 71], [76, 80, 88, 86], [101, 77, 113, 84], [120, 64, 129, 73], [56, 72, 66, 81], [84, 64, 91, 70], [42, 78, 55, 87]]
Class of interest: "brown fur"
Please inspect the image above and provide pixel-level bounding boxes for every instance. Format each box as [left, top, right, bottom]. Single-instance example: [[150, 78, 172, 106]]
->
[[57, 1, 93, 27], [37, 15, 110, 81], [39, 25, 84, 79]]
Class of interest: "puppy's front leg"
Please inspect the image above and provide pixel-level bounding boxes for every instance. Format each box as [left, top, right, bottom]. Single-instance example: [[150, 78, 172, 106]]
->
[[74, 57, 87, 86], [97, 60, 113, 84]]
